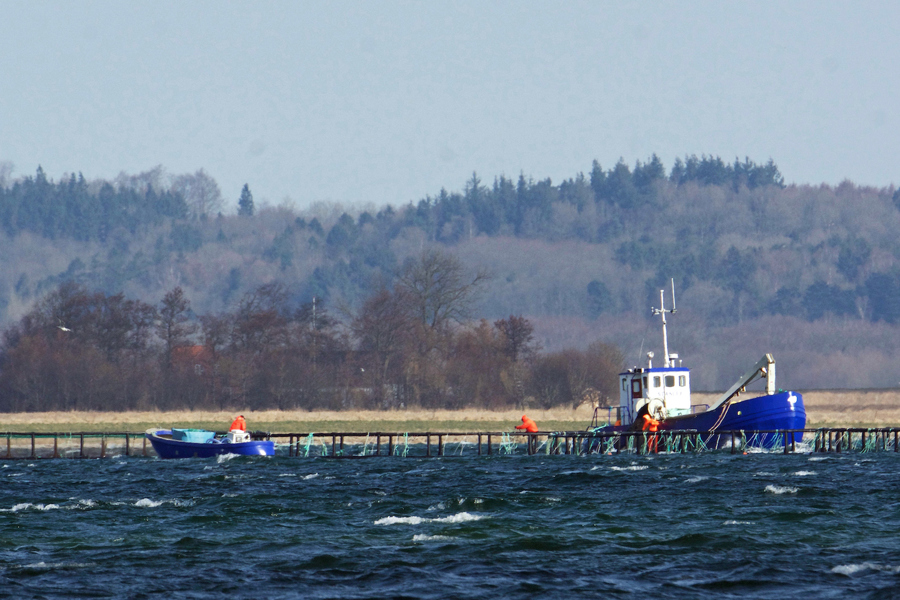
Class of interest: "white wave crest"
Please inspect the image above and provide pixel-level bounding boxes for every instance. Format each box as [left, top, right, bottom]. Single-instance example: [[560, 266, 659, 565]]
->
[[375, 512, 486, 526], [132, 498, 192, 508], [376, 516, 425, 525], [765, 484, 798, 494], [832, 562, 900, 575], [808, 456, 829, 462], [412, 534, 454, 542], [4, 503, 61, 512], [685, 476, 709, 483], [792, 471, 817, 476], [302, 473, 319, 480], [723, 520, 753, 525], [609, 465, 648, 472], [216, 453, 240, 463], [134, 498, 165, 508], [434, 512, 484, 524]]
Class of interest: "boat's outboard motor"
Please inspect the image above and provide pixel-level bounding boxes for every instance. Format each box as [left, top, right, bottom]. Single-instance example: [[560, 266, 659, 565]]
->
[[226, 430, 251, 444]]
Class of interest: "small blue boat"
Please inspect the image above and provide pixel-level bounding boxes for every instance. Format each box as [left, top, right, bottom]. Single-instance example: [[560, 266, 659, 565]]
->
[[592, 282, 806, 448], [145, 428, 275, 459]]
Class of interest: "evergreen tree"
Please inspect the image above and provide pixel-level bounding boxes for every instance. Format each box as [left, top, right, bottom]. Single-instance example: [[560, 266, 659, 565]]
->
[[238, 184, 254, 217], [590, 160, 607, 201]]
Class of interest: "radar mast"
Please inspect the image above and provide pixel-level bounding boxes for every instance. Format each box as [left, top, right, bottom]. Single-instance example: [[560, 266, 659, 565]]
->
[[651, 279, 677, 367]]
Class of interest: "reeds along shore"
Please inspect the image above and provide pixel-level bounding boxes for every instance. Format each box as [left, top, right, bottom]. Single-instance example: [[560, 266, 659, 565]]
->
[[0, 391, 896, 432]]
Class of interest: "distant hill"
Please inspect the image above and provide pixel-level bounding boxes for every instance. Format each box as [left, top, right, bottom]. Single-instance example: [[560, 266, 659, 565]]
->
[[0, 156, 899, 392]]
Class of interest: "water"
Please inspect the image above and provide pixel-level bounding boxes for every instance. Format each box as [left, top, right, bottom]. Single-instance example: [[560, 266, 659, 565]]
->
[[1, 451, 899, 599]]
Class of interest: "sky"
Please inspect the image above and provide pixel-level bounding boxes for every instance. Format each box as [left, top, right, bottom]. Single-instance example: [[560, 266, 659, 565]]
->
[[1, 1, 899, 211]]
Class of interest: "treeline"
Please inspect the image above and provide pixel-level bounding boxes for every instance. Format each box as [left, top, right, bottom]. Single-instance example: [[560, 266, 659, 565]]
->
[[259, 155, 792, 312], [0, 156, 804, 322], [0, 167, 188, 241], [0, 249, 623, 413], [398, 155, 783, 243]]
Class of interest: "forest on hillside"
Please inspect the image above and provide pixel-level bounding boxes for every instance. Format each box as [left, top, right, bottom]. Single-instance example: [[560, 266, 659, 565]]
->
[[0, 154, 898, 396]]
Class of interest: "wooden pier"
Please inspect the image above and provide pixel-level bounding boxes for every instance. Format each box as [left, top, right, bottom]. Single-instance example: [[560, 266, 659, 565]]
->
[[0, 432, 151, 459], [1, 428, 898, 459], [275, 428, 900, 458]]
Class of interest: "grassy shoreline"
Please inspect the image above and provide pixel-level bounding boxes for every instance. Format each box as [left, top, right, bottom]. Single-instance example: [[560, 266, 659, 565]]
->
[[0, 390, 897, 432], [0, 407, 597, 434]]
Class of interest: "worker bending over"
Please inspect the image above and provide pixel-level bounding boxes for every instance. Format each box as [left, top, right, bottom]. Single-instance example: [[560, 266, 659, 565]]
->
[[515, 415, 539, 433], [642, 412, 660, 453]]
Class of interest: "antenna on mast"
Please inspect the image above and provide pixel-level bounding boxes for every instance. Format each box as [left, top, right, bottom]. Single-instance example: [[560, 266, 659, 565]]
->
[[671, 278, 676, 313], [651, 279, 677, 368]]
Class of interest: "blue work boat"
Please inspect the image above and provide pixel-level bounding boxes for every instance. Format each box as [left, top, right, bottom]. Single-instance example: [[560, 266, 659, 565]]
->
[[591, 282, 806, 448], [145, 428, 275, 459]]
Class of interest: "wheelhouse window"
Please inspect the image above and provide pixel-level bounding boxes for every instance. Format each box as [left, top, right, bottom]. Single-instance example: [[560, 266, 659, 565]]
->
[[652, 376, 661, 388], [665, 375, 675, 387], [678, 375, 686, 387]]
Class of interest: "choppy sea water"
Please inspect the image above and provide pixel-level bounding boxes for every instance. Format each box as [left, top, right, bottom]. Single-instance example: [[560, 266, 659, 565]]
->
[[1, 451, 899, 599]]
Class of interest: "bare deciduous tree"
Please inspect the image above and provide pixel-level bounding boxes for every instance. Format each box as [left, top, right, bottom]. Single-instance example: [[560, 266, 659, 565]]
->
[[351, 287, 413, 406], [157, 287, 197, 367], [494, 315, 538, 362], [396, 247, 489, 333], [114, 165, 167, 193], [171, 169, 223, 218]]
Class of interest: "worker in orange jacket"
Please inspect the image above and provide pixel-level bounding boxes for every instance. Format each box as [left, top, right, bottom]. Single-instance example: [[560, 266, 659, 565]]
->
[[515, 414, 539, 454], [515, 415, 539, 433], [230, 415, 247, 432], [642, 413, 660, 453]]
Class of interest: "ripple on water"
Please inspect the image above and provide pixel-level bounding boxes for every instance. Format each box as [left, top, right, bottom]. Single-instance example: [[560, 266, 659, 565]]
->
[[3, 449, 900, 597]]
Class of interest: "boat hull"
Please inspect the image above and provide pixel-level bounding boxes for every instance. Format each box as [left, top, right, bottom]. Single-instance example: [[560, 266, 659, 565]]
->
[[587, 391, 806, 451], [664, 391, 805, 434], [146, 430, 275, 459]]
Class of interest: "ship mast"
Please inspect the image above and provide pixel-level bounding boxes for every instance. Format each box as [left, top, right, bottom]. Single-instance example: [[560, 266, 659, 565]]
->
[[651, 279, 677, 367]]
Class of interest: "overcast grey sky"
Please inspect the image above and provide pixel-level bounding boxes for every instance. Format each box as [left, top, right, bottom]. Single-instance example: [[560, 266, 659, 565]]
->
[[1, 1, 898, 210]]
